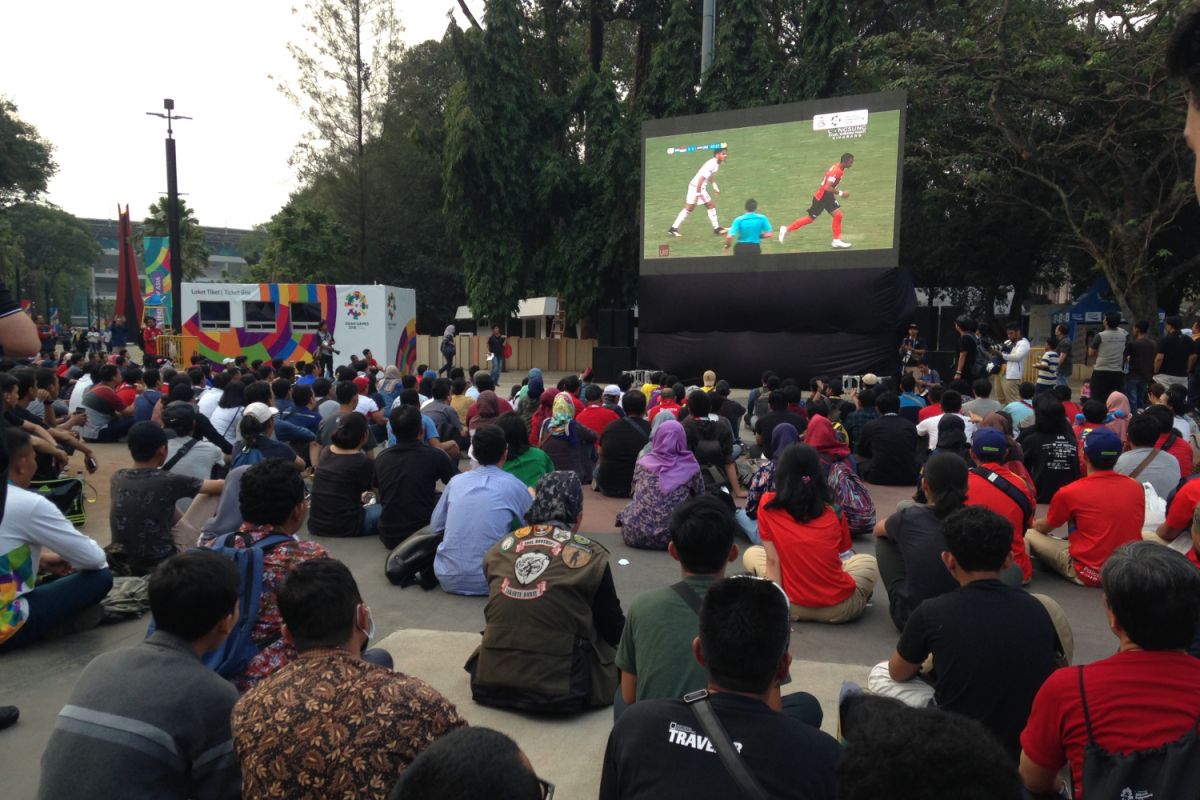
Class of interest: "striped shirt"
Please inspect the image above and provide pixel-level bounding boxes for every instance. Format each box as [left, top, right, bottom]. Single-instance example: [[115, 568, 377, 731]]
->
[[1036, 350, 1060, 386]]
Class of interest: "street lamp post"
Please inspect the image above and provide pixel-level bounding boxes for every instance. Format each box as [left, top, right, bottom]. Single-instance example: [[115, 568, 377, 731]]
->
[[145, 98, 190, 332]]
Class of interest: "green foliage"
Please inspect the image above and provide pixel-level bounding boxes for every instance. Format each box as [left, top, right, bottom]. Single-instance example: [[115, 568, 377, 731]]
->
[[254, 201, 350, 283], [638, 0, 701, 119], [700, 0, 774, 111], [143, 198, 210, 282], [781, 0, 850, 101], [0, 99, 55, 208], [5, 203, 99, 314]]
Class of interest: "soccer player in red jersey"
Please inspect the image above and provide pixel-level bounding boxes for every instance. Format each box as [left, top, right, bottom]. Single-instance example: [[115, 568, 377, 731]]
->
[[779, 153, 854, 248]]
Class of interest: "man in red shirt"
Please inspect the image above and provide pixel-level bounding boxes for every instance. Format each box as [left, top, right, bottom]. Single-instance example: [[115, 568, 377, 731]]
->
[[966, 429, 1036, 585], [141, 316, 161, 367], [916, 385, 944, 423], [778, 153, 855, 249], [1019, 543, 1200, 797], [647, 387, 681, 423], [1153, 473, 1200, 546], [1026, 429, 1143, 587], [576, 384, 619, 437]]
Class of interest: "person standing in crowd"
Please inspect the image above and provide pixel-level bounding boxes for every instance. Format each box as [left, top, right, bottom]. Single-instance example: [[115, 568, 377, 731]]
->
[[869, 506, 1059, 759], [1153, 314, 1196, 391], [468, 471, 624, 713], [1027, 429, 1143, 587], [1019, 543, 1200, 798], [234, 559, 464, 800], [316, 320, 336, 377], [899, 323, 926, 375], [37, 551, 242, 799], [743, 445, 879, 624], [1125, 320, 1157, 410], [438, 325, 456, 376], [953, 316, 979, 382], [1053, 323, 1073, 386], [487, 324, 506, 384], [600, 577, 842, 799], [722, 198, 772, 255], [140, 315, 161, 368], [1035, 338, 1060, 395], [1087, 312, 1128, 403], [617, 419, 705, 550], [996, 322, 1030, 405]]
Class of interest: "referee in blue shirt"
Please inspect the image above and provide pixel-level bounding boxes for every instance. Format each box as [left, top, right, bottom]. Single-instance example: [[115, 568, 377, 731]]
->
[[723, 198, 772, 255]]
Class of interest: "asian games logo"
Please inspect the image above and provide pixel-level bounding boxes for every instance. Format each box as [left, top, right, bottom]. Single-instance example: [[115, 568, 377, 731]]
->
[[344, 291, 369, 320], [386, 292, 397, 321]]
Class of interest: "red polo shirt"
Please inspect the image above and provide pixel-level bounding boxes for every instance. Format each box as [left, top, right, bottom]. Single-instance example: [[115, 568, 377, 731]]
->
[[966, 463, 1036, 582], [1043, 470, 1143, 586]]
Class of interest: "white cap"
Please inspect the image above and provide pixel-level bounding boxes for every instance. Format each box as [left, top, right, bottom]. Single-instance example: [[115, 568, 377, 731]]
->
[[222, 357, 236, 365], [603, 384, 621, 396], [243, 402, 279, 423], [861, 373, 880, 386]]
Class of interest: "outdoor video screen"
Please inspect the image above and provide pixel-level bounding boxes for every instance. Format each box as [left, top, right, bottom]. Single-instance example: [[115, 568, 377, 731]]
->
[[641, 91, 905, 275]]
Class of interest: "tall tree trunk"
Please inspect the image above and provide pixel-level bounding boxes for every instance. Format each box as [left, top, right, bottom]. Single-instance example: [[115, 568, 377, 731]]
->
[[589, 1, 604, 73]]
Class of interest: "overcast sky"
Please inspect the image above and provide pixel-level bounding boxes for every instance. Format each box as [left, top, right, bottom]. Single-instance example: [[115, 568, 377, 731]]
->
[[0, 1, 468, 230]]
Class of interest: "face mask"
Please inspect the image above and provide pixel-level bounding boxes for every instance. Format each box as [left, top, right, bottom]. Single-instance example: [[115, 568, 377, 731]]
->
[[358, 605, 376, 644]]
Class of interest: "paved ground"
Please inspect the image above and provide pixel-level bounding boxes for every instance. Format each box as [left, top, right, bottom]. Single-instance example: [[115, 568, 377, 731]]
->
[[0, 375, 1112, 797]]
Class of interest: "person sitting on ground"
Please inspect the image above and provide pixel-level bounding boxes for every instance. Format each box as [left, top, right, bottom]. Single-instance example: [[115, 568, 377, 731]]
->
[[712, 380, 745, 441], [754, 389, 808, 458], [681, 390, 743, 496], [495, 412, 553, 489], [1027, 429, 1143, 587], [0, 429, 111, 654], [965, 428, 1036, 586], [1115, 413, 1182, 500], [234, 559, 464, 799], [1019, 543, 1200, 798], [308, 412, 381, 539], [467, 388, 504, 437], [1017, 394, 1081, 503], [432, 425, 532, 596], [389, 727, 552, 800], [37, 551, 241, 799], [375, 406, 458, 550], [449, 376, 474, 426], [1072, 398, 1112, 469], [596, 391, 651, 498], [161, 402, 226, 494], [844, 388, 880, 448], [234, 402, 308, 471], [164, 379, 235, 455], [856, 391, 921, 486], [868, 506, 1059, 759], [576, 383, 620, 437], [736, 423, 800, 544], [1002, 381, 1037, 430], [743, 444, 879, 624], [838, 696, 1024, 800], [930, 413, 971, 462], [600, 576, 842, 800], [318, 381, 380, 455], [465, 374, 513, 426], [204, 458, 330, 691], [538, 391, 598, 485], [917, 384, 944, 423], [874, 452, 968, 630], [526, 385, 558, 445], [424, 378, 465, 447], [916, 389, 974, 452], [107, 422, 224, 577], [278, 383, 322, 434], [80, 363, 137, 442], [617, 419, 706, 550], [962, 377, 1002, 420], [646, 386, 681, 422], [1141, 402, 1194, 478], [468, 471, 625, 713], [620, 496, 787, 719], [392, 388, 460, 460]]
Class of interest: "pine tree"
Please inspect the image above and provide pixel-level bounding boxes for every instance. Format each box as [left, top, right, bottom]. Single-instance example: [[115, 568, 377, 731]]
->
[[784, 0, 850, 101], [638, 0, 702, 120], [700, 0, 774, 111]]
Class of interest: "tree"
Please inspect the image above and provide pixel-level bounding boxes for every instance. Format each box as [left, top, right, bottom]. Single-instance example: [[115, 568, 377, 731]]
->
[[6, 203, 99, 315], [781, 0, 850, 102], [277, 0, 401, 282], [443, 1, 543, 322], [254, 201, 350, 284], [638, 0, 702, 119], [237, 226, 267, 271], [143, 198, 210, 281], [0, 99, 55, 208], [699, 0, 775, 111]]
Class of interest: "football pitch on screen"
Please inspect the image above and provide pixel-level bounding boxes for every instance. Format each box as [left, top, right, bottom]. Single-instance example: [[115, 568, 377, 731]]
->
[[642, 109, 901, 260]]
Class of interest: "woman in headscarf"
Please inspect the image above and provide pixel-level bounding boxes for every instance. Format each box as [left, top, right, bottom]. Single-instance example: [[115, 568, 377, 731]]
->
[[638, 405, 677, 459], [528, 386, 559, 445], [617, 419, 705, 549], [516, 368, 542, 403], [1105, 390, 1131, 444], [539, 392, 598, 484], [807, 413, 877, 536], [805, 415, 853, 470], [735, 423, 800, 544], [517, 374, 544, 426], [526, 470, 586, 530], [438, 325, 456, 376], [378, 365, 403, 409], [468, 390, 503, 434]]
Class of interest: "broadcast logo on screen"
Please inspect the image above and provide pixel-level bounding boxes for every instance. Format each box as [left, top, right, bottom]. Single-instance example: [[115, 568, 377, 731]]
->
[[812, 109, 869, 141]]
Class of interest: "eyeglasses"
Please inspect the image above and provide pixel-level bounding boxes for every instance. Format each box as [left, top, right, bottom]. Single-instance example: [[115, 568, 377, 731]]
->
[[536, 778, 555, 799]]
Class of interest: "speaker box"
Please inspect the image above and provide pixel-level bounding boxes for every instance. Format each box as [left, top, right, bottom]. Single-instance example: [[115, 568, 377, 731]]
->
[[598, 308, 635, 348], [592, 346, 636, 382]]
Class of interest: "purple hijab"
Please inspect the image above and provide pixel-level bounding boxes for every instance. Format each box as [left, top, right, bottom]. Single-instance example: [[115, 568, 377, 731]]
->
[[638, 419, 700, 494]]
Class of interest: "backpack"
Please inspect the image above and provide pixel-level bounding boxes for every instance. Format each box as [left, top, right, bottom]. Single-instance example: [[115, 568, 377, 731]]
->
[[148, 531, 294, 679], [968, 334, 992, 379], [826, 459, 876, 535], [232, 440, 266, 469]]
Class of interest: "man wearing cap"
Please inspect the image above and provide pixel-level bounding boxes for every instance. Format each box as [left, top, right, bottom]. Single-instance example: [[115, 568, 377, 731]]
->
[[965, 429, 1036, 586], [1025, 429, 1143, 586], [899, 324, 926, 376], [108, 422, 226, 576], [701, 370, 718, 393], [601, 384, 626, 418], [577, 384, 621, 437]]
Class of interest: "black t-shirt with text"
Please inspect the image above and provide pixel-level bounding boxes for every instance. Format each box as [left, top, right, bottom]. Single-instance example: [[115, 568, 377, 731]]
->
[[600, 692, 840, 800], [1017, 428, 1080, 503]]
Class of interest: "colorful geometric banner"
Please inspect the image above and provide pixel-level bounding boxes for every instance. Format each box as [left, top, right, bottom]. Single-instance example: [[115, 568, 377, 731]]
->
[[143, 236, 171, 328]]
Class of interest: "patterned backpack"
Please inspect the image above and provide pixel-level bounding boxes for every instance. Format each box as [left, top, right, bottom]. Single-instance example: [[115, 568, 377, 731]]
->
[[826, 459, 876, 536]]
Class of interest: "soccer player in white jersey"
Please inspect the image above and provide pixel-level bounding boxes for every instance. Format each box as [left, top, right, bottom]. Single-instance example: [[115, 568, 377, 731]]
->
[[667, 148, 728, 237]]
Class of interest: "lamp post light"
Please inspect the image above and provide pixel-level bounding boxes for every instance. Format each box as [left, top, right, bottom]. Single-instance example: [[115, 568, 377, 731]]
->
[[145, 98, 190, 331]]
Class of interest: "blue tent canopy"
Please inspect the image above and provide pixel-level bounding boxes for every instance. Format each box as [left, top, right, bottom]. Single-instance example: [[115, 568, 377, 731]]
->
[[1051, 277, 1163, 339]]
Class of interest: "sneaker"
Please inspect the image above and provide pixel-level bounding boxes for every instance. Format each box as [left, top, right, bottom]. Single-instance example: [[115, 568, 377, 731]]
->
[[832, 239, 852, 248], [714, 227, 728, 235], [778, 226, 787, 243], [667, 227, 681, 238]]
